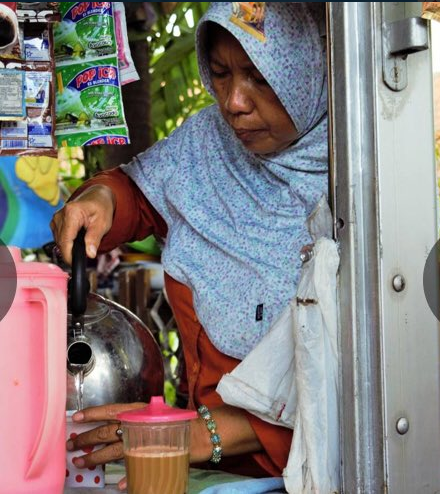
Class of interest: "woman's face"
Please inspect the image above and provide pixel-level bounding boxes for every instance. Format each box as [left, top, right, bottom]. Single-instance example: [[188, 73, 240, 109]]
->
[[208, 26, 298, 155]]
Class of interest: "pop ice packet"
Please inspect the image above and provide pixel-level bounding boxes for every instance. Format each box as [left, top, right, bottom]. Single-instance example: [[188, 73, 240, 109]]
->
[[54, 2, 116, 62], [53, 3, 130, 147], [56, 125, 129, 147], [55, 56, 126, 132]]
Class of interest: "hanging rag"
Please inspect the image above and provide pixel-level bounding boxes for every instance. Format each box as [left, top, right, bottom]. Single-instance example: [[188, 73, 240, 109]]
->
[[217, 198, 340, 493]]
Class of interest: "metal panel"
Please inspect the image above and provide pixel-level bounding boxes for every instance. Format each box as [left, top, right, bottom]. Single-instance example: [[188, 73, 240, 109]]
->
[[328, 2, 440, 492], [328, 3, 384, 492], [376, 3, 440, 493]]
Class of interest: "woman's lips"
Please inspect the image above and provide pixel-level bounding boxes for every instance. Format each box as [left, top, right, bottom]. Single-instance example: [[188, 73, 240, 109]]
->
[[234, 128, 265, 141]]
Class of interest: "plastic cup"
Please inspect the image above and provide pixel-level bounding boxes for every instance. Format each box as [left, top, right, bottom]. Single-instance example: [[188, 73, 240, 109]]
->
[[65, 410, 106, 488], [117, 396, 197, 494]]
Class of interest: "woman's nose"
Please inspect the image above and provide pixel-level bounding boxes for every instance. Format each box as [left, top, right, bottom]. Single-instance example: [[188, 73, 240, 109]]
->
[[224, 78, 253, 115]]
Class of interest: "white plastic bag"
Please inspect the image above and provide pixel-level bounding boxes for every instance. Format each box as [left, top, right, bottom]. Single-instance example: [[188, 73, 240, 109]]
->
[[217, 198, 340, 493], [216, 301, 297, 427], [284, 236, 339, 493]]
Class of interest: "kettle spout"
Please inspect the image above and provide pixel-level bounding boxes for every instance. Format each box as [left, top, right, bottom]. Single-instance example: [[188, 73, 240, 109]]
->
[[67, 337, 94, 374]]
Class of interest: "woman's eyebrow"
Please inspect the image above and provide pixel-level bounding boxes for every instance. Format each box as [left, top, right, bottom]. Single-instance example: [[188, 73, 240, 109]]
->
[[209, 56, 256, 71], [209, 57, 226, 67]]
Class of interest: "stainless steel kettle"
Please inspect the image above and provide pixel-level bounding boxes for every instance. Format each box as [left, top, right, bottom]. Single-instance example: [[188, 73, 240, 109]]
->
[[66, 229, 164, 410]]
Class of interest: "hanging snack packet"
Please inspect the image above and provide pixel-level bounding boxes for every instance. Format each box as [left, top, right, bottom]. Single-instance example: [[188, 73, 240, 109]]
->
[[55, 56, 129, 146], [0, 2, 21, 59], [0, 18, 57, 156], [114, 2, 139, 85], [54, 2, 116, 62], [25, 68, 53, 149], [422, 2, 440, 22], [230, 2, 266, 42], [56, 56, 125, 131], [57, 126, 129, 147], [53, 3, 130, 147], [0, 64, 56, 154], [16, 3, 60, 23], [0, 66, 25, 120], [24, 25, 50, 62], [26, 70, 51, 109]]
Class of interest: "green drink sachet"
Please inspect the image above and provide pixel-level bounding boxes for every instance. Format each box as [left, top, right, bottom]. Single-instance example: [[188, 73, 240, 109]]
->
[[56, 126, 129, 148], [53, 3, 130, 147], [54, 2, 116, 62], [55, 56, 129, 145]]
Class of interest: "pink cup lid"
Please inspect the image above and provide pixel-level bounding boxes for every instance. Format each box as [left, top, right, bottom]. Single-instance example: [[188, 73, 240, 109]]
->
[[117, 396, 198, 423]]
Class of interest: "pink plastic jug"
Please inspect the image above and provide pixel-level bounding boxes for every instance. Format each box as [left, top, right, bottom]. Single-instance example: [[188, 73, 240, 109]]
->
[[0, 247, 68, 494]]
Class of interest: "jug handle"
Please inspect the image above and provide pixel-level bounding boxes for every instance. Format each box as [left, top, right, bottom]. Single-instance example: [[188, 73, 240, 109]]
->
[[25, 287, 66, 480]]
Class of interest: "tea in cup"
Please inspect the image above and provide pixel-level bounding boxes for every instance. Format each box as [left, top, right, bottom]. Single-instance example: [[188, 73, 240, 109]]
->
[[117, 396, 197, 494]]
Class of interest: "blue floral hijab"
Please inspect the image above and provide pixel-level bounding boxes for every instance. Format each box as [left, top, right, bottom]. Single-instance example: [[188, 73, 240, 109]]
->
[[123, 2, 328, 359]]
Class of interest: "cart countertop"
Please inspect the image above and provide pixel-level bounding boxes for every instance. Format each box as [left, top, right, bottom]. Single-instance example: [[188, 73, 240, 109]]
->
[[65, 489, 120, 494], [63, 465, 258, 494]]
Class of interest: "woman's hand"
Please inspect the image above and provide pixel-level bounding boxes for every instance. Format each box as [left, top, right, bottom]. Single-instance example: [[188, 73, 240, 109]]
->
[[50, 184, 116, 265], [67, 403, 145, 469]]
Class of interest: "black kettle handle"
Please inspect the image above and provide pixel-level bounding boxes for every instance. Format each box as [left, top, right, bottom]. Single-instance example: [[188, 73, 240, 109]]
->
[[69, 227, 89, 317]]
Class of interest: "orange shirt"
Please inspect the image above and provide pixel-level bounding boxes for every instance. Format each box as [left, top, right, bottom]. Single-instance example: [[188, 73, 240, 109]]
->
[[74, 168, 293, 477]]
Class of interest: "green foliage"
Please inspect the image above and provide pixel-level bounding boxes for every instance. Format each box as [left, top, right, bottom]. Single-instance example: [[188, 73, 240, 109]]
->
[[158, 326, 181, 406], [58, 146, 86, 200], [164, 379, 177, 406], [149, 2, 214, 141]]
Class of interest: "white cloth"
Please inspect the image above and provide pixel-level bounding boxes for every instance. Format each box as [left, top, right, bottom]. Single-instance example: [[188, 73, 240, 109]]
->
[[217, 199, 340, 493]]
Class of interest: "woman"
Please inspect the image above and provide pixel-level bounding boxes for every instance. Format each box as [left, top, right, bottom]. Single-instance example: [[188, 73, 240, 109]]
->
[[52, 1, 328, 485]]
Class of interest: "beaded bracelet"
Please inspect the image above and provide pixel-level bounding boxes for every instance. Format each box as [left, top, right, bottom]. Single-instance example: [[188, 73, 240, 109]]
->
[[197, 404, 222, 464]]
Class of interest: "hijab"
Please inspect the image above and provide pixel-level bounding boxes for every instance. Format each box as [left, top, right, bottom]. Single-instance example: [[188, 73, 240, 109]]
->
[[122, 2, 328, 360]]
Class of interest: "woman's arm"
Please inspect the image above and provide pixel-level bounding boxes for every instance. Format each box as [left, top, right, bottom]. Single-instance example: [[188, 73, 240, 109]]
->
[[190, 404, 263, 463], [65, 403, 263, 468], [191, 405, 293, 475]]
